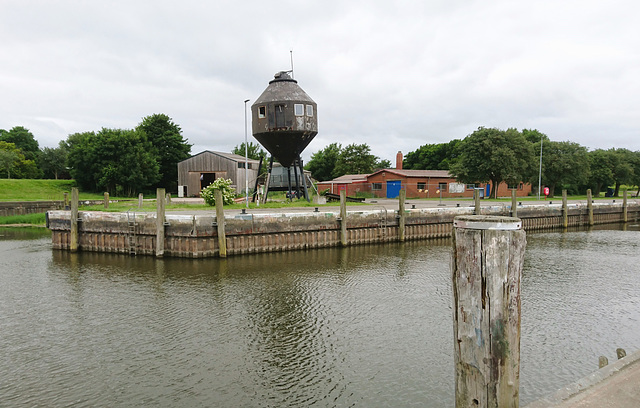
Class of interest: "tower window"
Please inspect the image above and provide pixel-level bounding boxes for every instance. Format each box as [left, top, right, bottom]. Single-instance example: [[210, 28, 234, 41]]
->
[[306, 105, 314, 116], [258, 106, 266, 118], [294, 104, 304, 116]]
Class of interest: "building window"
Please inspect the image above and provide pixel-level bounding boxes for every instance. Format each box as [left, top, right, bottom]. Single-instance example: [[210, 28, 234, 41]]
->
[[306, 105, 314, 116], [237, 162, 252, 169], [466, 183, 476, 189], [258, 106, 266, 118], [438, 182, 447, 191], [294, 104, 304, 116], [372, 183, 382, 191], [417, 182, 426, 190]]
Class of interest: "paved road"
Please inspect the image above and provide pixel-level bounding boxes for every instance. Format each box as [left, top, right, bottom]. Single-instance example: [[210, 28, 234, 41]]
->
[[169, 196, 634, 216]]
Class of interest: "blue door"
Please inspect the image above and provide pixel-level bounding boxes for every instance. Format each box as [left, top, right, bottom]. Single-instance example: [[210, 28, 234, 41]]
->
[[485, 184, 491, 198], [386, 180, 402, 198]]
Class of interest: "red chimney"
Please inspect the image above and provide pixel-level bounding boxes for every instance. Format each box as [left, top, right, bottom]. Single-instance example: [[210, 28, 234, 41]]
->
[[396, 151, 403, 169]]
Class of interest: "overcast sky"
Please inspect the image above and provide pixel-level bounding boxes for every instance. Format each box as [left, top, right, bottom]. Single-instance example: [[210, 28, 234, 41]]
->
[[2, 0, 639, 164]]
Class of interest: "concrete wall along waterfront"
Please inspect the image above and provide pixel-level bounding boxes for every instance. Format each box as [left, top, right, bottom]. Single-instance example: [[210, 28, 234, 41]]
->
[[1, 201, 65, 217], [47, 199, 640, 258]]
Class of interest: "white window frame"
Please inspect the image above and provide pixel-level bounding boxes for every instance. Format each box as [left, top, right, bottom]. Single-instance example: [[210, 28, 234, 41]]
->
[[294, 104, 304, 116], [306, 104, 314, 116]]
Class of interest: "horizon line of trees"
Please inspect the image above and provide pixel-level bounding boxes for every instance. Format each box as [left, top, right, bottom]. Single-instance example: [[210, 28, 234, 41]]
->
[[305, 127, 640, 199], [4, 121, 639, 199], [1, 114, 192, 196]]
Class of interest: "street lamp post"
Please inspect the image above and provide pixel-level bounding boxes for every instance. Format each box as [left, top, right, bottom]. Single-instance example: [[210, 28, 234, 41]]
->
[[538, 136, 543, 201], [244, 99, 250, 208]]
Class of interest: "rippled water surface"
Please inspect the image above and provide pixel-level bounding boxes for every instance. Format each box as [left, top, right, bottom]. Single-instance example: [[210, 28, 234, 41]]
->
[[1, 225, 639, 407]]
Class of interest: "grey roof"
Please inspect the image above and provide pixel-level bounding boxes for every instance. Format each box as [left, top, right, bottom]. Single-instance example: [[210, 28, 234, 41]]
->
[[182, 150, 260, 164]]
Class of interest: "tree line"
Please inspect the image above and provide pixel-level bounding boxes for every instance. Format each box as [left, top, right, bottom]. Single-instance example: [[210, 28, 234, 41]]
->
[[0, 114, 192, 196], [306, 127, 640, 199]]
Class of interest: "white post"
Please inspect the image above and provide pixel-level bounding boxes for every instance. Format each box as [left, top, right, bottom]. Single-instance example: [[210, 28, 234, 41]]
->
[[244, 98, 250, 209]]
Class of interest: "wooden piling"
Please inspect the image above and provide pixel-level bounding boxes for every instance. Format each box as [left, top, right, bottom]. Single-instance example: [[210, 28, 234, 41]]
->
[[623, 190, 628, 222], [398, 189, 406, 242], [156, 188, 165, 257], [511, 189, 517, 218], [474, 189, 481, 215], [452, 215, 526, 408], [104, 192, 109, 209], [70, 187, 79, 252], [587, 189, 594, 226], [165, 193, 171, 205], [63, 192, 69, 209], [340, 190, 348, 246], [562, 190, 568, 228], [215, 189, 227, 257]]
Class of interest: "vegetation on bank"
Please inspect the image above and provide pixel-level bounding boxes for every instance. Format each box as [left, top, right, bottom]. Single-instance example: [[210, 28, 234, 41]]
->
[[0, 213, 47, 226], [0, 179, 133, 201]]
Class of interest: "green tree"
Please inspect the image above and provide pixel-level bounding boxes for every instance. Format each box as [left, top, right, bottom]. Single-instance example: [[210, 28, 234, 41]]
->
[[136, 114, 191, 191], [608, 148, 635, 197], [403, 139, 461, 170], [587, 149, 615, 196], [232, 142, 267, 161], [539, 141, 590, 197], [39, 142, 69, 179], [305, 143, 342, 181], [0, 142, 20, 179], [0, 140, 40, 179], [450, 127, 535, 199], [333, 143, 378, 177], [627, 151, 640, 197], [0, 126, 40, 162], [522, 128, 550, 145], [66, 128, 159, 196], [375, 158, 392, 170]]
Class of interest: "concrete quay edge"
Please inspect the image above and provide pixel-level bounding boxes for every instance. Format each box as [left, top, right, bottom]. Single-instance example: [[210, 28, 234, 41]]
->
[[524, 348, 640, 407]]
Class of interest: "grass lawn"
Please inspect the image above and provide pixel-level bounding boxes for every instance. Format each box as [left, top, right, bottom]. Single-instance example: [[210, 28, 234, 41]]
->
[[0, 213, 47, 226], [0, 179, 137, 202]]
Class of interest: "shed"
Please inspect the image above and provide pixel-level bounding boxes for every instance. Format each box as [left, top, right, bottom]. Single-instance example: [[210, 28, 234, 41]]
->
[[177, 151, 260, 197]]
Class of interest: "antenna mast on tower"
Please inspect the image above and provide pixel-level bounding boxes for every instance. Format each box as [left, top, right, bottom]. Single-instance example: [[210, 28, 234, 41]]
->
[[290, 50, 294, 79]]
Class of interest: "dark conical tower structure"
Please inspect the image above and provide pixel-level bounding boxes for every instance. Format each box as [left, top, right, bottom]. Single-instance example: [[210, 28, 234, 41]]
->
[[251, 71, 318, 201], [251, 71, 318, 167]]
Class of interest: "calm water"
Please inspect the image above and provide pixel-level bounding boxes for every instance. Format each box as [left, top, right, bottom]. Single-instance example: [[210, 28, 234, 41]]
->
[[1, 225, 639, 407]]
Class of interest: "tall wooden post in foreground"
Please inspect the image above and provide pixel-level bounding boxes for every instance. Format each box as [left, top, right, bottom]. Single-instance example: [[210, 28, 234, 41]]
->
[[214, 189, 227, 258], [452, 215, 526, 408], [340, 190, 348, 246], [156, 188, 165, 257], [70, 187, 79, 252], [510, 189, 517, 218], [398, 189, 406, 242]]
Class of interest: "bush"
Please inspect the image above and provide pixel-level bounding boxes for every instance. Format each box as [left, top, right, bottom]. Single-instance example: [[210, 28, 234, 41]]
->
[[201, 178, 235, 206]]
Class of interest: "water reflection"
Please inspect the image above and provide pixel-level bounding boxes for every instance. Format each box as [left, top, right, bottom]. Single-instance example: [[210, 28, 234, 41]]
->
[[1, 227, 639, 407]]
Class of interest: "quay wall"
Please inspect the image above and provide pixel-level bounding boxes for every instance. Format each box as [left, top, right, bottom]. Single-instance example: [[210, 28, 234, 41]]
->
[[1, 201, 66, 217], [47, 202, 640, 258]]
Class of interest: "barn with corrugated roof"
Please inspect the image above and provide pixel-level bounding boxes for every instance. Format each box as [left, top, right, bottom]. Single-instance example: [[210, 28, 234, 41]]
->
[[177, 151, 260, 197]]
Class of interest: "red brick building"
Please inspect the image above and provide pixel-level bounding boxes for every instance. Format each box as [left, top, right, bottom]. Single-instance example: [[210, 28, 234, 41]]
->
[[316, 151, 532, 199]]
